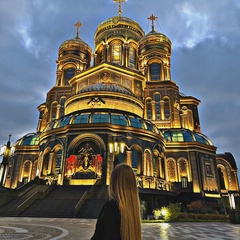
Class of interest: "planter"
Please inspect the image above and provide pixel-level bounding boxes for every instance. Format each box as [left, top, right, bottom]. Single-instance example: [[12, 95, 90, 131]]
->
[[229, 210, 240, 224]]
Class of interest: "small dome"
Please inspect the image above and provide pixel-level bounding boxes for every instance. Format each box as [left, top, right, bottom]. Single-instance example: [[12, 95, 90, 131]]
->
[[94, 16, 144, 47], [14, 133, 40, 146], [59, 36, 92, 58], [162, 129, 213, 146], [78, 82, 135, 97], [43, 111, 160, 135], [138, 30, 172, 55]]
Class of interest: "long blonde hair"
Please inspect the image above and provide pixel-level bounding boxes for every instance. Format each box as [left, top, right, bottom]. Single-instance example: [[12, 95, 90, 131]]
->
[[109, 163, 142, 240]]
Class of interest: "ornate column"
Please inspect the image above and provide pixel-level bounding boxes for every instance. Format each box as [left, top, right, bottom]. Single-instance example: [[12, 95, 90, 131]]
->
[[48, 152, 54, 175], [160, 100, 165, 120], [126, 150, 132, 167], [151, 100, 156, 120]]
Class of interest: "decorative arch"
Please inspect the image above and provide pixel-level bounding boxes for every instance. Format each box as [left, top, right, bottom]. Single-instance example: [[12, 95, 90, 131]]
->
[[60, 97, 66, 118], [66, 133, 106, 179], [42, 147, 51, 176], [63, 64, 76, 85], [110, 41, 123, 65], [166, 158, 177, 182], [128, 45, 137, 68], [177, 158, 190, 182], [21, 160, 32, 183], [145, 97, 153, 120], [153, 146, 164, 178], [130, 144, 142, 175], [217, 164, 228, 190], [50, 101, 58, 121], [154, 92, 161, 120], [148, 59, 164, 81], [163, 97, 170, 120], [144, 149, 153, 177], [32, 160, 38, 179]]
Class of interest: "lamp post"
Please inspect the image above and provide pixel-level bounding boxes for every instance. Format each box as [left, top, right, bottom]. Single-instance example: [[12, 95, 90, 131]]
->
[[0, 134, 11, 187]]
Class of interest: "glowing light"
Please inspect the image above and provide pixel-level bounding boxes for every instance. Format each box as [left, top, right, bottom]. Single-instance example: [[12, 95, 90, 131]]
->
[[109, 143, 113, 153], [120, 143, 125, 153], [161, 209, 168, 216]]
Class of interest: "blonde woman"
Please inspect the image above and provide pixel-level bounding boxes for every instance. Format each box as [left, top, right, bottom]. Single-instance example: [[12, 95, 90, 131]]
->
[[91, 163, 142, 240]]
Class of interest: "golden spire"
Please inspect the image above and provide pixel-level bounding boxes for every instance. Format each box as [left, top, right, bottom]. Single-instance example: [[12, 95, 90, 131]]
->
[[113, 0, 125, 16], [74, 21, 83, 38], [148, 14, 158, 32]]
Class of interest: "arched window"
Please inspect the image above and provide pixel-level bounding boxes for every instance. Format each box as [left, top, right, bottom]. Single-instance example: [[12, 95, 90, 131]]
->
[[60, 97, 66, 117], [111, 44, 122, 65], [128, 47, 136, 68], [22, 161, 31, 183], [144, 150, 153, 177], [150, 62, 161, 80], [177, 158, 188, 184], [98, 48, 104, 63], [64, 68, 75, 85], [163, 98, 170, 120], [42, 152, 50, 175], [51, 102, 58, 121], [154, 93, 161, 120], [131, 147, 142, 175], [54, 149, 62, 174], [166, 158, 177, 182], [146, 99, 152, 120]]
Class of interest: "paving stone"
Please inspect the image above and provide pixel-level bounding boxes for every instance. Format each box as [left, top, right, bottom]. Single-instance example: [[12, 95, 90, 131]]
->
[[0, 218, 239, 239]]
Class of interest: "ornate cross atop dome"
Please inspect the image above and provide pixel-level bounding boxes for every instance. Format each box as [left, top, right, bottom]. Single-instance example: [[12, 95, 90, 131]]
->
[[113, 0, 125, 16], [148, 14, 158, 32], [74, 21, 83, 38]]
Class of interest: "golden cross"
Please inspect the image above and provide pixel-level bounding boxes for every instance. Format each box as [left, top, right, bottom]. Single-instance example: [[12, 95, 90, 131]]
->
[[148, 14, 158, 32], [113, 0, 125, 16], [74, 21, 83, 38]]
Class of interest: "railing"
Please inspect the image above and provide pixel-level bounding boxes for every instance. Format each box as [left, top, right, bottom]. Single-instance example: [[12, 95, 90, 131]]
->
[[74, 179, 101, 217], [137, 176, 175, 192], [16, 185, 54, 215]]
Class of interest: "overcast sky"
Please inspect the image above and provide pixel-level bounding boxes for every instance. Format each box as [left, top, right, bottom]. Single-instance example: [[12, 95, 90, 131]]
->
[[0, 0, 239, 177]]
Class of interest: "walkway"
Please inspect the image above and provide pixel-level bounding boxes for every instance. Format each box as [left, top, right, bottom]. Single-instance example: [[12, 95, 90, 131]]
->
[[0, 217, 239, 239]]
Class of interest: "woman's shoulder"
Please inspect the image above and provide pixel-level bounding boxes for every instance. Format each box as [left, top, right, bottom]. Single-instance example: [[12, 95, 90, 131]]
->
[[103, 199, 119, 211]]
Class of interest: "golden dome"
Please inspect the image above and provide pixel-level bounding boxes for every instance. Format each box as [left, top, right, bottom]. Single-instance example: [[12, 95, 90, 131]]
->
[[58, 36, 92, 58], [138, 30, 172, 55], [94, 16, 144, 47]]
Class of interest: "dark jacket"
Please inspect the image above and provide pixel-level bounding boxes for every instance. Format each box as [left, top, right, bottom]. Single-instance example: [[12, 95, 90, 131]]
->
[[91, 199, 121, 240]]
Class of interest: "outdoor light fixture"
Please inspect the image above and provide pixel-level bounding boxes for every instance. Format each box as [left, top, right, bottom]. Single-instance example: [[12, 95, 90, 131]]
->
[[114, 142, 118, 152], [0, 145, 6, 156], [109, 143, 113, 153], [161, 209, 168, 217], [120, 142, 125, 153], [229, 192, 236, 209]]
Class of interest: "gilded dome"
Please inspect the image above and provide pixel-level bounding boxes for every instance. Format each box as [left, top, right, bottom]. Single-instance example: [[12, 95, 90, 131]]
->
[[138, 30, 172, 55], [162, 129, 213, 146], [43, 110, 160, 135], [94, 16, 144, 47], [58, 36, 92, 58]]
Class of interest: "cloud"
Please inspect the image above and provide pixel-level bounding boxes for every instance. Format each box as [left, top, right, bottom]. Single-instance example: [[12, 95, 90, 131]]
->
[[0, 0, 239, 180]]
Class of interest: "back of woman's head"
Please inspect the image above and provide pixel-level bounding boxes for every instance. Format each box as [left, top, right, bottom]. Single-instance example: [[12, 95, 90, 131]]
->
[[109, 163, 142, 240], [109, 163, 137, 201]]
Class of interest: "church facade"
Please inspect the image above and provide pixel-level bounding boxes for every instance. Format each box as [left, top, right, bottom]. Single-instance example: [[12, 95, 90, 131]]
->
[[0, 1, 239, 208]]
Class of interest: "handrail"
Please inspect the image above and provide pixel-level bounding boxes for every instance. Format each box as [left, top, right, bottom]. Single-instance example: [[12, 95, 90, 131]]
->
[[16, 185, 54, 215], [74, 190, 90, 216], [74, 179, 100, 217], [16, 190, 40, 214]]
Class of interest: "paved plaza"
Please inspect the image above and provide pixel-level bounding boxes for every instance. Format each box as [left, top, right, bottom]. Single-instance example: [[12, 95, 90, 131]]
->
[[0, 217, 239, 239]]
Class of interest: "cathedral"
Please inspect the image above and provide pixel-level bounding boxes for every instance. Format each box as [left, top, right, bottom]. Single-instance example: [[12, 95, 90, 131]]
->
[[0, 1, 239, 212]]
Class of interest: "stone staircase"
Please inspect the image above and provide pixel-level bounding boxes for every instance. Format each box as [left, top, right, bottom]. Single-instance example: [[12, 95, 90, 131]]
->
[[76, 185, 109, 219], [0, 184, 49, 216], [19, 185, 91, 218]]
